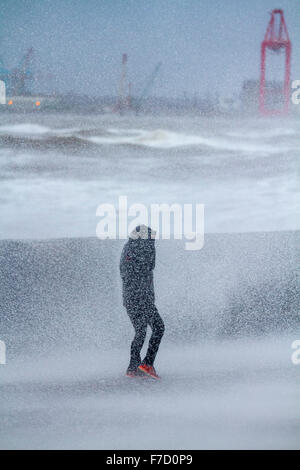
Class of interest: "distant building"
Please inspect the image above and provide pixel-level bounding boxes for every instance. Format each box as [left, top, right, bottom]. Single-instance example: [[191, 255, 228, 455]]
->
[[241, 79, 286, 114], [0, 48, 34, 97], [240, 80, 260, 113]]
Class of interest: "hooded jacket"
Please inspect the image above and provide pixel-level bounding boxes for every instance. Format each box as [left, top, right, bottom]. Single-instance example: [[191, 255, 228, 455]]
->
[[120, 225, 156, 308]]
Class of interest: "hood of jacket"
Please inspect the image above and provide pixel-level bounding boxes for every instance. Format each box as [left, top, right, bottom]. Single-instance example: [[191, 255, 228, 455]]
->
[[129, 225, 156, 241]]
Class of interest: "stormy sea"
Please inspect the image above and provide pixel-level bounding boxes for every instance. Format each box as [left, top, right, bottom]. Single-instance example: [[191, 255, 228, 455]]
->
[[0, 113, 299, 449]]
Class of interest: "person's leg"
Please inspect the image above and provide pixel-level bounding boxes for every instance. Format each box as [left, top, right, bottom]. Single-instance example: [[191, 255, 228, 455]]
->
[[142, 304, 165, 367], [127, 307, 147, 371]]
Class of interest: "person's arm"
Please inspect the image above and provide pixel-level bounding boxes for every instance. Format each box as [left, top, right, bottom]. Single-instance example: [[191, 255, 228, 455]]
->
[[120, 244, 134, 278], [149, 244, 155, 271]]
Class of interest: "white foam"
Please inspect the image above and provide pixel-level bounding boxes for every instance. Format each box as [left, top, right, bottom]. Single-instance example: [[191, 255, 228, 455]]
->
[[82, 128, 285, 153], [0, 116, 298, 239], [82, 128, 204, 148], [0, 123, 51, 135], [0, 122, 293, 154], [227, 128, 297, 139], [0, 124, 81, 137]]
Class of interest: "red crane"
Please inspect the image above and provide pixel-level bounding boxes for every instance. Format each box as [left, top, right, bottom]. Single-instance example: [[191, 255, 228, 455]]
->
[[259, 9, 291, 116]]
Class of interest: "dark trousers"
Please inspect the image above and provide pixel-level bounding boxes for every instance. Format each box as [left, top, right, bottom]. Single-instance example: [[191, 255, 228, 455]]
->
[[126, 303, 165, 371]]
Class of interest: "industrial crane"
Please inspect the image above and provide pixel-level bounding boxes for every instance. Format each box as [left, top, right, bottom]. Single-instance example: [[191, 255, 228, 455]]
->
[[0, 48, 34, 96], [259, 9, 291, 115]]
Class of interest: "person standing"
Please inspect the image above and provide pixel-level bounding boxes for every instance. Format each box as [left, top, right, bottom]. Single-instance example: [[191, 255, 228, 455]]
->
[[120, 225, 164, 379]]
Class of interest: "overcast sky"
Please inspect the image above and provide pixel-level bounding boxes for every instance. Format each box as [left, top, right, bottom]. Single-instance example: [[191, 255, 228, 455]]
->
[[0, 0, 299, 97]]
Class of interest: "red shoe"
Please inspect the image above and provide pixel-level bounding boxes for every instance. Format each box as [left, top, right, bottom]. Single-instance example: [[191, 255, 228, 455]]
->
[[138, 364, 160, 379], [125, 368, 145, 378], [125, 370, 137, 378]]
